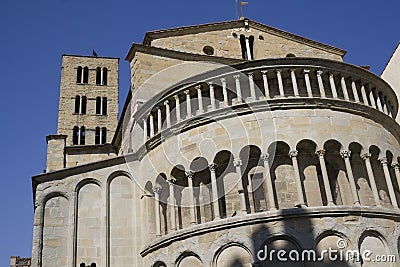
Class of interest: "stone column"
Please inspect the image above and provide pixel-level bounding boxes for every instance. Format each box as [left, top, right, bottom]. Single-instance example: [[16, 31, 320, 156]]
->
[[209, 163, 221, 220], [233, 75, 243, 102], [391, 163, 400, 204], [340, 150, 360, 205], [379, 157, 398, 208], [304, 69, 313, 97], [174, 95, 181, 123], [375, 91, 383, 112], [221, 78, 229, 106], [149, 114, 155, 137], [157, 107, 162, 132], [248, 72, 257, 101], [340, 76, 350, 101], [329, 73, 338, 99], [290, 69, 299, 97], [143, 118, 148, 142], [382, 97, 388, 114], [261, 153, 277, 210], [31, 204, 44, 267], [186, 171, 197, 224], [245, 37, 252, 60], [164, 100, 171, 127], [184, 89, 192, 119], [276, 69, 285, 97], [361, 153, 381, 206], [261, 70, 270, 99], [367, 85, 377, 109], [208, 82, 216, 110], [315, 149, 334, 206], [234, 158, 247, 214], [168, 178, 177, 231], [152, 186, 162, 237], [289, 150, 306, 206], [316, 70, 326, 98], [196, 85, 203, 114], [360, 84, 369, 105], [351, 79, 360, 103]]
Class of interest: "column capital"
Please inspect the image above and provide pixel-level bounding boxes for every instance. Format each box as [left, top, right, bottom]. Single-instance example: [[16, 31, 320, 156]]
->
[[340, 150, 351, 159], [361, 153, 371, 160], [316, 70, 324, 76], [290, 69, 297, 73], [195, 85, 202, 91], [303, 69, 311, 74], [329, 73, 335, 78], [209, 163, 218, 172], [163, 100, 169, 106], [261, 153, 270, 161], [379, 157, 388, 165], [233, 158, 242, 167], [391, 162, 400, 170], [261, 70, 268, 75], [288, 150, 298, 158], [315, 149, 326, 158], [233, 74, 240, 80], [247, 72, 254, 78], [156, 106, 161, 111], [152, 186, 162, 195], [185, 170, 194, 179], [168, 177, 177, 184], [276, 69, 282, 74], [149, 113, 154, 118], [184, 89, 190, 95], [207, 81, 214, 86], [173, 95, 179, 100], [220, 77, 226, 83]]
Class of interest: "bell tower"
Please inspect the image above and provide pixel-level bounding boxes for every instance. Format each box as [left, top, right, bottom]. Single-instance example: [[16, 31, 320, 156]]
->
[[46, 55, 119, 172]]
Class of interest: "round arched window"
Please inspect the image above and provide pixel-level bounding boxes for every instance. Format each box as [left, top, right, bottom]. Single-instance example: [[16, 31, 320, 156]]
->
[[203, 46, 214, 55]]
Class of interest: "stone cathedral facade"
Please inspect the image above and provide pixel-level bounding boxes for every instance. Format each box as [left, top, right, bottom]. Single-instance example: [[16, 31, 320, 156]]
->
[[31, 18, 400, 267]]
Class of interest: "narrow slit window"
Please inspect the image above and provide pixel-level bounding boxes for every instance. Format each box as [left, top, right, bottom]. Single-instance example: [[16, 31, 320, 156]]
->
[[80, 126, 86, 145], [96, 67, 101, 85], [240, 35, 247, 59], [95, 127, 100, 144], [83, 67, 89, 84], [249, 35, 254, 60], [96, 97, 101, 114], [76, 67, 82, 83], [72, 126, 79, 145], [74, 95, 80, 114], [102, 97, 107, 115], [101, 127, 107, 144], [81, 96, 87, 114], [102, 67, 108, 85]]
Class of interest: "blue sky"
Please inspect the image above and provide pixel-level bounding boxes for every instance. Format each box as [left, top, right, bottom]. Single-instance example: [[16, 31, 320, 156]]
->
[[0, 0, 399, 265]]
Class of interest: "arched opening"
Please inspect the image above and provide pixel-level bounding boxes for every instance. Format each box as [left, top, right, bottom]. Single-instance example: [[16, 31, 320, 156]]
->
[[82, 67, 89, 84], [96, 67, 101, 85], [296, 140, 324, 207], [101, 127, 107, 144], [74, 95, 80, 114], [350, 142, 374, 206], [171, 165, 188, 229], [324, 140, 350, 205], [370, 146, 391, 207], [268, 141, 296, 209], [240, 145, 263, 213], [190, 157, 211, 223], [214, 150, 236, 218], [96, 97, 101, 115], [76, 66, 82, 83], [79, 126, 85, 145], [72, 126, 79, 145]]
